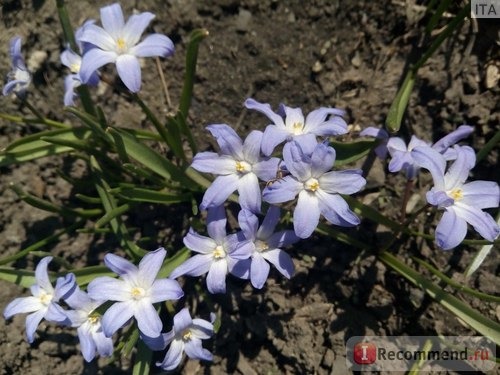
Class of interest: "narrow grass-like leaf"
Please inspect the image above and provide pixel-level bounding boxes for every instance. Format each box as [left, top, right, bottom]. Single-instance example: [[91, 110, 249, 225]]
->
[[118, 187, 191, 204], [0, 268, 36, 288], [412, 257, 500, 303], [65, 107, 109, 142], [95, 204, 131, 229], [132, 340, 152, 375], [331, 139, 376, 166], [465, 215, 499, 277], [70, 265, 115, 286], [157, 247, 191, 278], [385, 70, 415, 133], [379, 251, 500, 345], [476, 127, 500, 164], [0, 112, 69, 129], [315, 223, 367, 249]]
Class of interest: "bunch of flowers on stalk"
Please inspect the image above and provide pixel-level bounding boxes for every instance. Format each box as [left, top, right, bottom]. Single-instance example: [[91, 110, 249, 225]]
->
[[1, 0, 499, 373]]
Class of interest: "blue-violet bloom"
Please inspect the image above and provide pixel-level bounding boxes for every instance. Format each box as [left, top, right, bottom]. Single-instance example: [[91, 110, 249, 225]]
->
[[3, 257, 71, 343], [155, 308, 215, 371], [359, 126, 390, 159], [412, 145, 500, 250], [386, 125, 474, 179], [3, 36, 32, 97], [245, 98, 347, 156], [78, 2, 174, 92], [87, 248, 183, 338], [61, 20, 100, 106], [263, 141, 366, 239], [60, 282, 113, 362], [233, 207, 299, 289], [169, 205, 253, 294], [191, 125, 280, 213]]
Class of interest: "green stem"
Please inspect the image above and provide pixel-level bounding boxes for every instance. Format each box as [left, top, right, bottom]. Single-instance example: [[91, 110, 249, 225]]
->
[[0, 112, 69, 129]]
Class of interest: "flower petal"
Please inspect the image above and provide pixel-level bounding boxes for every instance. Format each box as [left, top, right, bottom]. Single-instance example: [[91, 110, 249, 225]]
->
[[263, 176, 302, 204], [304, 107, 345, 131], [137, 247, 166, 287], [116, 54, 141, 92], [93, 330, 114, 357], [79, 24, 116, 51], [122, 12, 155, 46], [80, 48, 116, 83], [261, 248, 295, 279], [87, 277, 130, 302], [183, 229, 217, 254], [173, 307, 193, 333], [444, 147, 473, 190], [242, 130, 263, 164], [311, 142, 335, 177], [432, 125, 474, 154], [77, 325, 97, 362], [191, 152, 236, 175], [317, 190, 360, 227], [157, 339, 184, 371], [435, 210, 467, 250], [3, 296, 43, 318], [207, 204, 227, 242], [244, 98, 285, 128], [135, 299, 163, 338], [237, 172, 261, 213], [238, 209, 258, 241], [200, 174, 239, 211], [461, 181, 500, 209], [250, 253, 271, 289], [25, 309, 46, 343], [266, 229, 300, 248], [206, 124, 243, 159], [253, 157, 281, 182], [319, 170, 365, 194], [169, 254, 213, 279], [35, 256, 53, 292], [256, 205, 281, 240], [293, 190, 320, 239], [100, 3, 125, 39], [191, 318, 214, 339], [101, 301, 134, 337], [104, 253, 137, 278], [411, 146, 446, 190], [184, 338, 213, 361], [310, 117, 348, 136], [453, 204, 500, 242], [206, 259, 228, 294], [283, 106, 305, 132], [149, 279, 184, 303], [260, 125, 288, 156], [283, 141, 312, 181], [131, 34, 175, 58]]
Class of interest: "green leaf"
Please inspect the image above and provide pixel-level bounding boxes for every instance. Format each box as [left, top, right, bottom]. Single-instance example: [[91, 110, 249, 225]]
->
[[95, 204, 131, 228], [0, 268, 35, 288], [331, 139, 377, 166], [380, 251, 500, 346], [385, 70, 415, 133], [118, 187, 192, 204], [0, 128, 91, 166], [132, 340, 152, 375], [158, 247, 191, 278], [70, 266, 115, 286]]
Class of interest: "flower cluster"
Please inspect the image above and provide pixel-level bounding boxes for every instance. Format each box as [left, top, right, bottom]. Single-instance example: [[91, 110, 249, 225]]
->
[[3, 253, 215, 370]]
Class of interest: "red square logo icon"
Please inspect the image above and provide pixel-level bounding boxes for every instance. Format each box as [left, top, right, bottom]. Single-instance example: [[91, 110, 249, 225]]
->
[[353, 342, 377, 364]]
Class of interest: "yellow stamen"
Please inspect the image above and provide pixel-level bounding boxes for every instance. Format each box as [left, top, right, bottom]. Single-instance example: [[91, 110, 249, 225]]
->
[[131, 287, 146, 299], [449, 188, 463, 201], [182, 330, 192, 341], [292, 122, 304, 135], [39, 292, 52, 305], [70, 63, 81, 74], [116, 38, 127, 53], [88, 315, 100, 325], [255, 240, 269, 252], [213, 245, 226, 259], [305, 178, 320, 192], [235, 161, 251, 174]]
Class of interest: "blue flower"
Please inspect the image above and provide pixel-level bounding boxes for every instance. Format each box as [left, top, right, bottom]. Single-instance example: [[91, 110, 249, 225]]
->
[[3, 257, 71, 343], [359, 126, 390, 159], [78, 2, 174, 92], [244, 98, 347, 156], [87, 248, 183, 338], [386, 125, 474, 179], [233, 206, 299, 289], [153, 308, 215, 371], [59, 281, 113, 362], [2, 36, 32, 97], [191, 125, 280, 213], [169, 205, 253, 294], [61, 20, 100, 106], [413, 145, 500, 250], [263, 141, 366, 239]]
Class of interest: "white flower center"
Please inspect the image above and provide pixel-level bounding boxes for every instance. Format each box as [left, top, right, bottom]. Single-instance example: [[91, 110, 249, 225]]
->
[[182, 329, 192, 341], [87, 314, 100, 326], [116, 37, 128, 54], [447, 188, 463, 201], [235, 161, 252, 174], [304, 178, 320, 192], [255, 240, 269, 252], [213, 245, 226, 259], [69, 62, 81, 74], [131, 286, 146, 300], [291, 122, 305, 135], [39, 291, 53, 306]]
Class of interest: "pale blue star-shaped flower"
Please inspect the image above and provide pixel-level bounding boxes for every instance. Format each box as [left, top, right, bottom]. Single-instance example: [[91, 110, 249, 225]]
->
[[58, 281, 113, 362], [169, 205, 253, 294], [386, 125, 474, 179], [150, 308, 215, 371], [191, 125, 280, 213], [3, 257, 71, 343], [3, 36, 32, 98], [232, 207, 299, 289], [61, 20, 100, 106], [244, 98, 348, 156], [412, 145, 500, 250], [87, 247, 183, 338], [78, 2, 174, 92], [263, 140, 366, 239]]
